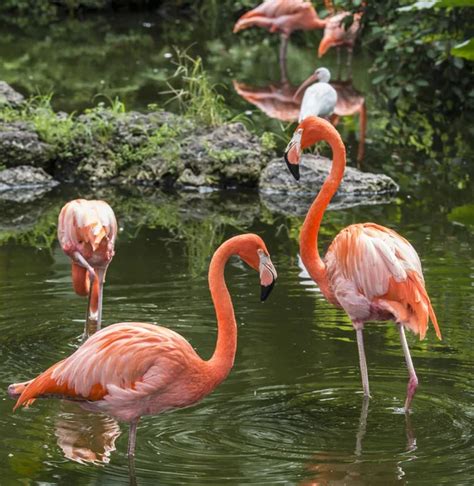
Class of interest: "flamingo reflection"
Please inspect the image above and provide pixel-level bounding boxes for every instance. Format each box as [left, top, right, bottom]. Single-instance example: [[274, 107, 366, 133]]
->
[[54, 402, 121, 465], [300, 398, 416, 486]]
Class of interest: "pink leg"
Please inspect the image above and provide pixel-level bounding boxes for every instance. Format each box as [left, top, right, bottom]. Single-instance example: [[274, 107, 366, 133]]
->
[[354, 322, 370, 397], [397, 323, 418, 411], [128, 419, 139, 457]]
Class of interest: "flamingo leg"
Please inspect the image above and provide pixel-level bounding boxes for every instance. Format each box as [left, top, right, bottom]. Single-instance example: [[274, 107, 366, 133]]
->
[[73, 252, 98, 340], [354, 322, 370, 398], [95, 267, 106, 331], [127, 419, 139, 458], [397, 323, 418, 412], [279, 34, 289, 83], [346, 47, 353, 79]]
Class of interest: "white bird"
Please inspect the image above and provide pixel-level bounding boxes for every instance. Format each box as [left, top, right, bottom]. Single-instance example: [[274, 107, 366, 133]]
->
[[294, 67, 338, 122]]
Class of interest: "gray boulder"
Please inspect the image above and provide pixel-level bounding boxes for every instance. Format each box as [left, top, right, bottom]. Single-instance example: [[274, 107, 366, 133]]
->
[[259, 154, 399, 215], [0, 122, 52, 169], [0, 165, 59, 202], [0, 82, 24, 107]]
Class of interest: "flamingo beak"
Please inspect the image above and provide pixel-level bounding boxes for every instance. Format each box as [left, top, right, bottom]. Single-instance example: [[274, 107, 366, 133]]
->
[[293, 73, 319, 101], [259, 251, 277, 302], [284, 128, 303, 181]]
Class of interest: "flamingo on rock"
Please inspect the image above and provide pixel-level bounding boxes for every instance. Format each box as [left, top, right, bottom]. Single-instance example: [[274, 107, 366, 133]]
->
[[58, 199, 117, 339], [294, 67, 338, 122], [284, 117, 441, 410], [9, 234, 277, 458], [233, 0, 328, 76]]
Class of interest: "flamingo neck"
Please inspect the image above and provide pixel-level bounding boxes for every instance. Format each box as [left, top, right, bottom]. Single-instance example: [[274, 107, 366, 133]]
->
[[300, 120, 346, 300], [207, 240, 239, 386]]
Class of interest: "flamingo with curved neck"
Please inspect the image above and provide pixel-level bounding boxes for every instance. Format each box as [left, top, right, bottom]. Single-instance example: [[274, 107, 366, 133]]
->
[[284, 116, 441, 410], [9, 234, 277, 458]]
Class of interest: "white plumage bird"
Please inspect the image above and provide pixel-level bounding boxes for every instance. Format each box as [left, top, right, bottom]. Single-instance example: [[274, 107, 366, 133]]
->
[[295, 67, 338, 122]]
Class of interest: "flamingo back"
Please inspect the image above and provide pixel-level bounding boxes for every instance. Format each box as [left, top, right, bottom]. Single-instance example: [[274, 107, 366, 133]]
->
[[325, 223, 441, 339]]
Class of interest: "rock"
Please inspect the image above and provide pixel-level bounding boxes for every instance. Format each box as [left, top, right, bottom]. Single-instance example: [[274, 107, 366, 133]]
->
[[0, 82, 24, 107], [259, 154, 399, 215], [0, 165, 59, 202], [0, 121, 52, 169]]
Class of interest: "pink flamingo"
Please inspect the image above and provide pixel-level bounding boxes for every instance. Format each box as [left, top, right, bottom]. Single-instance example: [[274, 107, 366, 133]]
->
[[58, 199, 117, 338], [233, 0, 329, 72], [318, 2, 365, 72], [284, 117, 441, 410], [9, 234, 277, 458]]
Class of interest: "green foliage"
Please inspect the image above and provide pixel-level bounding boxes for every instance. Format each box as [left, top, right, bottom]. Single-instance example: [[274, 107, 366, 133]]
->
[[166, 51, 231, 127], [451, 38, 474, 60]]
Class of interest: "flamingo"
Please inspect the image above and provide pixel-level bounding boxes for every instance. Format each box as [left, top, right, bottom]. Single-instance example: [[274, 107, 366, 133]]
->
[[9, 234, 277, 458], [318, 9, 363, 70], [58, 199, 117, 339], [293, 67, 338, 121], [233, 0, 329, 74], [284, 116, 441, 410]]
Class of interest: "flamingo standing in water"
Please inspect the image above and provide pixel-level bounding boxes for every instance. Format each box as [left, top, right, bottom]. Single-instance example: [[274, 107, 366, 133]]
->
[[9, 234, 277, 458], [284, 117, 441, 410], [58, 199, 117, 339], [233, 0, 329, 76]]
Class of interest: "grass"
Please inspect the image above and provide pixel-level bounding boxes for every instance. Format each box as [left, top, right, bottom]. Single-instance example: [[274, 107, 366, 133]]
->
[[165, 50, 231, 127]]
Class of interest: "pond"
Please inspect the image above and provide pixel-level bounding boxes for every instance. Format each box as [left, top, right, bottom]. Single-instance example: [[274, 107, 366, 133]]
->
[[0, 7, 473, 486]]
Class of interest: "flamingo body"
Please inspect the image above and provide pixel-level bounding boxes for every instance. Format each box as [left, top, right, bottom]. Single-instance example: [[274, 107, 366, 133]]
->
[[10, 234, 277, 457], [325, 223, 440, 340], [233, 0, 326, 36]]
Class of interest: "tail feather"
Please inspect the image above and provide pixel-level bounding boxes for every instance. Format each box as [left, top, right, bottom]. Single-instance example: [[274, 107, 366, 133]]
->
[[377, 272, 441, 340], [14, 361, 69, 411], [7, 379, 32, 399]]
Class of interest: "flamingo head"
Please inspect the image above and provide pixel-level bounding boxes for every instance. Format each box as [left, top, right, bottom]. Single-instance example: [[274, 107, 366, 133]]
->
[[284, 116, 338, 180], [236, 234, 277, 302]]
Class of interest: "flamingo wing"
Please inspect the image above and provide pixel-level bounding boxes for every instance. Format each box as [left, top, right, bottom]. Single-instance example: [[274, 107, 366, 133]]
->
[[14, 323, 196, 411], [326, 223, 441, 339]]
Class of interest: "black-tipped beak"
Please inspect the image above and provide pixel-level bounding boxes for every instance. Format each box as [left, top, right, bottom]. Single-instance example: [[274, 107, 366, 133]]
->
[[284, 152, 300, 181], [260, 280, 275, 302]]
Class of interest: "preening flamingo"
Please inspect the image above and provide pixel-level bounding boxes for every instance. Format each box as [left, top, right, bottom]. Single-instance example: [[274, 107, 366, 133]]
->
[[284, 117, 441, 410], [294, 67, 338, 121], [9, 234, 277, 458], [233, 0, 328, 71], [58, 199, 117, 338]]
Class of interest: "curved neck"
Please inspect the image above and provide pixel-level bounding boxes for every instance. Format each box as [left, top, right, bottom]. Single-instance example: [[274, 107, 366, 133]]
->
[[300, 121, 346, 300], [207, 240, 239, 385]]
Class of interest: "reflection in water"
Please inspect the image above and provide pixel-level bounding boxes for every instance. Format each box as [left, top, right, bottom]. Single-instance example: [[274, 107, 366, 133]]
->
[[301, 398, 415, 486], [234, 75, 366, 163], [54, 402, 121, 465]]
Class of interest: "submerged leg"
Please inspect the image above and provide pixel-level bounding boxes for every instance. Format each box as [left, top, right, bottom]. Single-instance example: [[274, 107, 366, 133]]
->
[[279, 34, 289, 84], [397, 323, 418, 412], [354, 322, 370, 398], [128, 419, 139, 458], [355, 395, 369, 456]]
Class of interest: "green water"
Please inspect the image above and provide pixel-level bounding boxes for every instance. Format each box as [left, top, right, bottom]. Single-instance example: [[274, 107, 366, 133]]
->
[[0, 8, 473, 486]]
